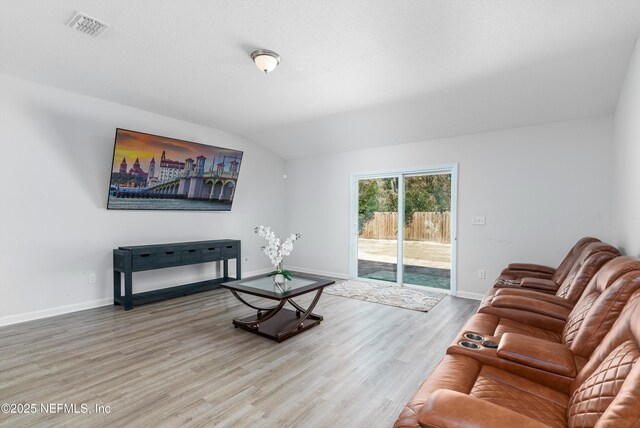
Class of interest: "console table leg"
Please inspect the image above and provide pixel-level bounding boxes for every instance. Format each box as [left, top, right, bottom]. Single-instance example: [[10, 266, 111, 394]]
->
[[113, 271, 121, 304], [236, 242, 241, 279], [124, 271, 133, 310], [223, 260, 229, 279]]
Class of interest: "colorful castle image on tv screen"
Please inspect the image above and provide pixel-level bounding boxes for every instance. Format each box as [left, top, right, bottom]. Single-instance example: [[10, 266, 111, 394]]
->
[[107, 129, 243, 211]]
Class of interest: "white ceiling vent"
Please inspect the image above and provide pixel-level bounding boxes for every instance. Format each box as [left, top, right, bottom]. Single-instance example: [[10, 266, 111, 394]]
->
[[67, 11, 109, 37]]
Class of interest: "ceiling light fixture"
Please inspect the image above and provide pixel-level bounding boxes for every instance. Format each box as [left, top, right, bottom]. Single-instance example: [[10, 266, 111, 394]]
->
[[251, 49, 281, 73]]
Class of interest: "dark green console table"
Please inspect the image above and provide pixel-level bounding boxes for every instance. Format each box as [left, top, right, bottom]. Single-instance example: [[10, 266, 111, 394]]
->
[[113, 239, 241, 310]]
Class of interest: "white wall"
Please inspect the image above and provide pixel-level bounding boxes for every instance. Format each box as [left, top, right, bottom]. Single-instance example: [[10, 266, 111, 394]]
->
[[613, 37, 640, 257], [285, 116, 613, 299], [0, 74, 287, 325], [0, 71, 620, 324]]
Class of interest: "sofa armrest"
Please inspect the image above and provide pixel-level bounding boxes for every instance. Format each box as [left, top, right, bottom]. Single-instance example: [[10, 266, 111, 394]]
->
[[519, 277, 560, 293], [498, 271, 554, 282], [491, 295, 571, 321], [494, 288, 575, 309], [418, 389, 545, 428], [506, 263, 556, 275], [497, 333, 577, 377]]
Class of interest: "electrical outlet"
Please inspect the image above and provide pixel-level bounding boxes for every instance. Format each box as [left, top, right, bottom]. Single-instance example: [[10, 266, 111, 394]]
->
[[471, 216, 486, 225], [478, 269, 486, 279], [328, 254, 334, 261], [88, 273, 96, 284]]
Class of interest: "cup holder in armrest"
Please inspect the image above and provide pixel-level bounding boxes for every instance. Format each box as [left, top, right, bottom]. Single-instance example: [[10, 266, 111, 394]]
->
[[482, 340, 498, 349], [464, 333, 484, 341], [459, 341, 481, 350]]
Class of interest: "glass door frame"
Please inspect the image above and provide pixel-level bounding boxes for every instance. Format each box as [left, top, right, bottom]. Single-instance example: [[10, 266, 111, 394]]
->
[[349, 164, 458, 295]]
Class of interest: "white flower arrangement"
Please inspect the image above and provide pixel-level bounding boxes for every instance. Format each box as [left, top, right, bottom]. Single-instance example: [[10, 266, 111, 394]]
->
[[255, 225, 301, 281]]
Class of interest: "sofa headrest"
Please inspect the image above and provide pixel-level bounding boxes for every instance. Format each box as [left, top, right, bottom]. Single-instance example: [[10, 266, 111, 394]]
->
[[593, 256, 640, 293]]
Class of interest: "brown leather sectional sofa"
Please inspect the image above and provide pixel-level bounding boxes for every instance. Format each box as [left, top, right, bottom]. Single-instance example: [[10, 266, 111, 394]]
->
[[394, 238, 640, 428]]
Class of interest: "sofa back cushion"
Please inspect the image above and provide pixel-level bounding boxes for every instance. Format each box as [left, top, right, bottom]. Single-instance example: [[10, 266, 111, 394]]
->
[[552, 237, 601, 284], [555, 242, 620, 302], [562, 257, 640, 358], [568, 291, 640, 427]]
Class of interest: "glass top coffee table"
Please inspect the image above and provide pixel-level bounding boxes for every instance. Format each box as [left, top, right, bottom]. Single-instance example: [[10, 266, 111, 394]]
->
[[220, 272, 335, 342]]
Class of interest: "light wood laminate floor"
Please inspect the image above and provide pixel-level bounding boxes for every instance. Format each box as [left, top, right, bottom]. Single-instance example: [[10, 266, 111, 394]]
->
[[0, 287, 478, 427]]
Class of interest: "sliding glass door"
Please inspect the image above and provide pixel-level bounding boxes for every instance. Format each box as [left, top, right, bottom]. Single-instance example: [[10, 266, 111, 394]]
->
[[357, 177, 399, 282], [401, 173, 452, 290], [351, 165, 457, 294]]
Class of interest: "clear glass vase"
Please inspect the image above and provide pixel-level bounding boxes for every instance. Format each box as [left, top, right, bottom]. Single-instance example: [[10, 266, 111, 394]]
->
[[273, 261, 287, 292]]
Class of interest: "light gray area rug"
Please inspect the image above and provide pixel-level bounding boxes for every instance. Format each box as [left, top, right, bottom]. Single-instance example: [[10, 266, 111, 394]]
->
[[325, 279, 446, 312]]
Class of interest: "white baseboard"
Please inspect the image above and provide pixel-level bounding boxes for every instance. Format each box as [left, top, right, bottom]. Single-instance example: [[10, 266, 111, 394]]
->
[[242, 268, 273, 277], [0, 298, 113, 327], [454, 290, 484, 301], [286, 266, 348, 280]]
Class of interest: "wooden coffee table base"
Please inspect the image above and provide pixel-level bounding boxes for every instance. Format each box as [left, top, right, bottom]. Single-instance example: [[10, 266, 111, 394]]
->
[[233, 307, 323, 342], [221, 273, 334, 342]]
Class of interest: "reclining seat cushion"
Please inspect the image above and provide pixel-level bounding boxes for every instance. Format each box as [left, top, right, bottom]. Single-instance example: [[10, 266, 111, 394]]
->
[[418, 389, 545, 428], [470, 365, 568, 428], [461, 312, 562, 343], [392, 355, 481, 428], [493, 317, 563, 342], [393, 355, 569, 428]]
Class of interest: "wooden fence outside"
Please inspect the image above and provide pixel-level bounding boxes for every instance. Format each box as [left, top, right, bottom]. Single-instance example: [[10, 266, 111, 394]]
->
[[360, 211, 451, 243]]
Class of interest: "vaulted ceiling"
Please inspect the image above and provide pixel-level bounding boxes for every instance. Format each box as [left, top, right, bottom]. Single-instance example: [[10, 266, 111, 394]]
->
[[2, 1, 640, 159]]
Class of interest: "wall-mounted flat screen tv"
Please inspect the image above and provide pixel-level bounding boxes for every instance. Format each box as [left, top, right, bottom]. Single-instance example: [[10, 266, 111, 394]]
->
[[107, 128, 243, 211]]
